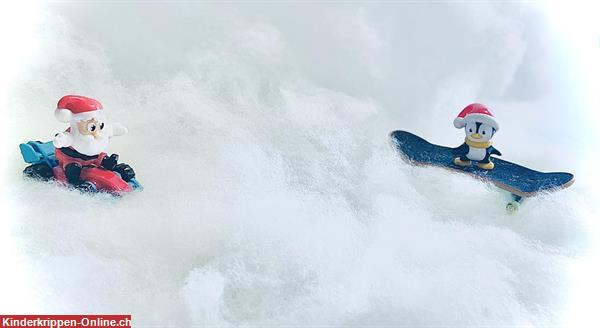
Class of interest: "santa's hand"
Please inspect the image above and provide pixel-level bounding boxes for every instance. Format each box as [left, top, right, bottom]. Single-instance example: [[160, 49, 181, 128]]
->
[[101, 154, 119, 170], [53, 132, 73, 148], [111, 122, 128, 137]]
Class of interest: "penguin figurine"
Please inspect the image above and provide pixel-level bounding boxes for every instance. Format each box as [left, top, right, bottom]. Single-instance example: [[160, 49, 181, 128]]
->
[[452, 103, 501, 170]]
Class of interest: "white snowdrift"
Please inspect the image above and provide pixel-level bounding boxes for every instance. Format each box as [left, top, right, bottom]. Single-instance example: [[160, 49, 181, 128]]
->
[[1, 2, 598, 326]]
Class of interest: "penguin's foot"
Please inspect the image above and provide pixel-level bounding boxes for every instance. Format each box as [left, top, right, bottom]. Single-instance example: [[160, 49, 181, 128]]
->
[[477, 161, 494, 170], [453, 157, 471, 167]]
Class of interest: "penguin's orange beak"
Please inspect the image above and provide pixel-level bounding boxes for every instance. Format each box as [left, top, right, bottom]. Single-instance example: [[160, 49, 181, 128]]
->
[[470, 133, 482, 139]]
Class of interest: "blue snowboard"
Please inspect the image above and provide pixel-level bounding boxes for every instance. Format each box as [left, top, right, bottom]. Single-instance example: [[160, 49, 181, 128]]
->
[[390, 130, 574, 199]]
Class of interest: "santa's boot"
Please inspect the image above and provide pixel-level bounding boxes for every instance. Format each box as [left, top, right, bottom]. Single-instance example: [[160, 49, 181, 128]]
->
[[65, 163, 95, 191], [113, 163, 136, 182], [64, 163, 83, 185]]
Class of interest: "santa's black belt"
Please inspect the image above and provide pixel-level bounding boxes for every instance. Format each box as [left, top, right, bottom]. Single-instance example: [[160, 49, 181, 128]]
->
[[58, 147, 99, 161]]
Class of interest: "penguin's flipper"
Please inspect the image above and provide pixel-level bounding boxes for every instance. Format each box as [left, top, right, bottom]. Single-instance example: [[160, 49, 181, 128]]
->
[[453, 143, 469, 155], [490, 146, 502, 156]]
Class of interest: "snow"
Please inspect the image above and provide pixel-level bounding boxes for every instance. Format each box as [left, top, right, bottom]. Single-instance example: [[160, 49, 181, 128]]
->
[[1, 2, 599, 326]]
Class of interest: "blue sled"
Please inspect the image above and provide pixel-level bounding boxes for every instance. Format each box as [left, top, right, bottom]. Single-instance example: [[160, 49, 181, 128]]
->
[[19, 140, 142, 193]]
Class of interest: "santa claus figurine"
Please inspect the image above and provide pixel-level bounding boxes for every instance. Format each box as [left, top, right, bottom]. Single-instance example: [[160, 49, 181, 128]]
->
[[53, 95, 135, 186]]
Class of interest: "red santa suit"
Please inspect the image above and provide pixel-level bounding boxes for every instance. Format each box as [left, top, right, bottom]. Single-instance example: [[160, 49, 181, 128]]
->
[[52, 95, 128, 181]]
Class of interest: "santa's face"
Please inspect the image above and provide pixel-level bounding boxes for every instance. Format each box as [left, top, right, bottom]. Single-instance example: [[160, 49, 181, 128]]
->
[[71, 117, 110, 155]]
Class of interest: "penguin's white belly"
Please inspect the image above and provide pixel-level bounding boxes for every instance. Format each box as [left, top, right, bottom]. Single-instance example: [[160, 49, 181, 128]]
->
[[467, 147, 486, 161]]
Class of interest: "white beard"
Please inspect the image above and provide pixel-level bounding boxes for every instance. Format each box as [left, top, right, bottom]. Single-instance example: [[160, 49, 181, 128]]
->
[[70, 127, 110, 156]]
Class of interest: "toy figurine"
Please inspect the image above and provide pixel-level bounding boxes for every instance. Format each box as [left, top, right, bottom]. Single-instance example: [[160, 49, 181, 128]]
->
[[19, 95, 141, 194], [452, 103, 501, 170], [390, 103, 574, 213]]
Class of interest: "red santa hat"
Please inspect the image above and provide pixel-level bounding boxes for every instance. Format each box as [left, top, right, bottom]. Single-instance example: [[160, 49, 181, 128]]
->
[[453, 103, 499, 131], [55, 95, 104, 123]]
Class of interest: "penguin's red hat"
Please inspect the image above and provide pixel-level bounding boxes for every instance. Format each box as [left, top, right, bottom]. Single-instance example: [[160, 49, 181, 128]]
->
[[55, 95, 104, 123], [453, 103, 499, 131]]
